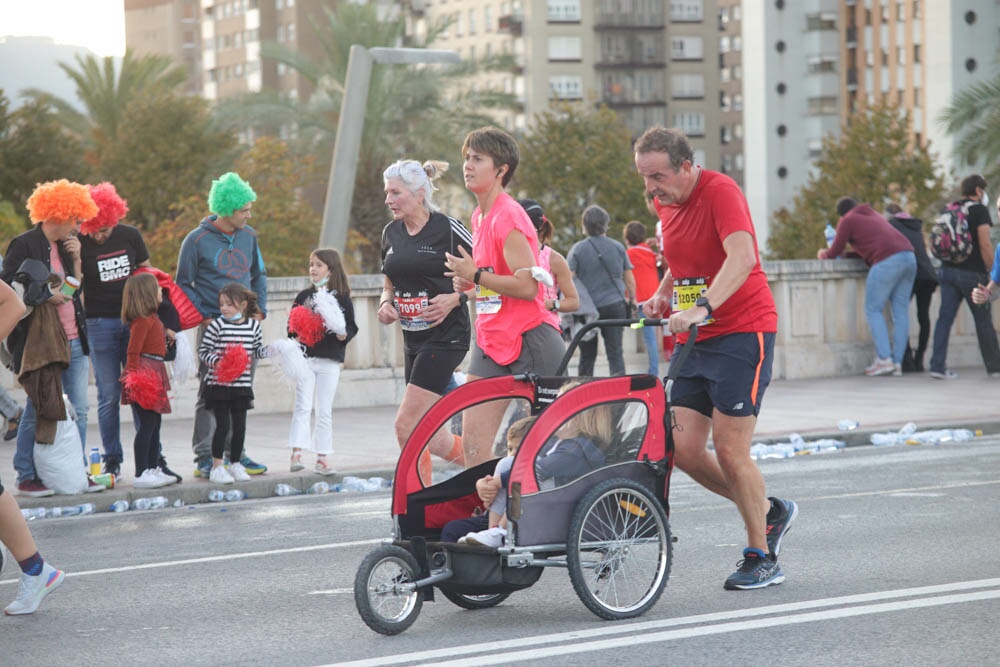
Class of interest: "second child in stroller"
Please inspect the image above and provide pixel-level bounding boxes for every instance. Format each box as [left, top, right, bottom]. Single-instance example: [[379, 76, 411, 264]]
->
[[454, 383, 614, 548]]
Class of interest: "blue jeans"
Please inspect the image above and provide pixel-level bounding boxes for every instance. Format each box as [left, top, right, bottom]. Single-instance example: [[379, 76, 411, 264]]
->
[[87, 317, 129, 460], [577, 301, 628, 376], [14, 338, 90, 483], [865, 252, 916, 363], [638, 308, 660, 377], [930, 266, 1000, 374]]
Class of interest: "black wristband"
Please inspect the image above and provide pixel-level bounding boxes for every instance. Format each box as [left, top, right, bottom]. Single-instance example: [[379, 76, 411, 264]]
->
[[695, 296, 713, 317], [458, 292, 469, 306], [473, 267, 484, 285]]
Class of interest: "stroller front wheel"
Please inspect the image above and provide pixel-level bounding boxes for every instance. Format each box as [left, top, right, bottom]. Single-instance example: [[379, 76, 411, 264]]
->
[[354, 545, 424, 635]]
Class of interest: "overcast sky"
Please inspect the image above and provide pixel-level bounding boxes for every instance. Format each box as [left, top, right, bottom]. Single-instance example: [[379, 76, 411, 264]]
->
[[1, 0, 126, 57]]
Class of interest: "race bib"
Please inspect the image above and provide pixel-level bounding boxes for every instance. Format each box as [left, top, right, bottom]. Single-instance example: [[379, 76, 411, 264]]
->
[[395, 293, 432, 331], [475, 285, 503, 315], [672, 277, 715, 324]]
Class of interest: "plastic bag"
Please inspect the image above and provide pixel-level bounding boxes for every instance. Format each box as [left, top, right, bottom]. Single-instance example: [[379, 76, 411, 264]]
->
[[33, 396, 89, 494]]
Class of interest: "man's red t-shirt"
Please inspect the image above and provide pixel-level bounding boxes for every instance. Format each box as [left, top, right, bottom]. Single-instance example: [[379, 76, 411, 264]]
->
[[655, 169, 777, 342]]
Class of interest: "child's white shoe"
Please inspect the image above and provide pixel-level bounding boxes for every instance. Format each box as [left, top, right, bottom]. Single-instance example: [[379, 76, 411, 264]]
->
[[228, 462, 251, 482], [459, 526, 507, 548]]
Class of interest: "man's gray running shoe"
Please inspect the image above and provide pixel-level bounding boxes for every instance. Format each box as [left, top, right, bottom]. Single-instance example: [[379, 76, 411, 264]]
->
[[766, 497, 798, 557], [724, 548, 784, 590]]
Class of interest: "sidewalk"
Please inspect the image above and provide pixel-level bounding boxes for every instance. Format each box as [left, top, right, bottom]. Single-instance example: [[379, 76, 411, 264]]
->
[[5, 365, 999, 511]]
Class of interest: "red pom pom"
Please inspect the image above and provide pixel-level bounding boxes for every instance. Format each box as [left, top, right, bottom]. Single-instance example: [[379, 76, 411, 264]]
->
[[288, 305, 326, 346], [123, 366, 163, 410], [215, 343, 250, 384]]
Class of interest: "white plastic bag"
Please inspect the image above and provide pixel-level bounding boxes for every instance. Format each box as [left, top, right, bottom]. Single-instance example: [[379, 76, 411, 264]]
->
[[34, 396, 89, 495]]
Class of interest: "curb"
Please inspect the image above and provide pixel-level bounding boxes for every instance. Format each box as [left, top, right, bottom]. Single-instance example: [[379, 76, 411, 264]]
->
[[750, 419, 1000, 448]]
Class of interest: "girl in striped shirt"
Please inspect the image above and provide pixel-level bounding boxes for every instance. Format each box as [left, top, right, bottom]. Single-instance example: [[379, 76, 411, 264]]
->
[[199, 283, 267, 484]]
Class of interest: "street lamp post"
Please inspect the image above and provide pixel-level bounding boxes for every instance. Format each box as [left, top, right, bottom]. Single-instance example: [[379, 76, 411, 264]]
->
[[319, 46, 461, 252]]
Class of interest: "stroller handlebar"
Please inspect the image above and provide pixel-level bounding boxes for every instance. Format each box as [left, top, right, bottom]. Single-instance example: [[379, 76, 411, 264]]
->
[[555, 319, 699, 378]]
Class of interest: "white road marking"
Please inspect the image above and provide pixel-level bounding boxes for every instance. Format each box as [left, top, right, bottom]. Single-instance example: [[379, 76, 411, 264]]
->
[[308, 588, 354, 595], [328, 578, 1000, 667]]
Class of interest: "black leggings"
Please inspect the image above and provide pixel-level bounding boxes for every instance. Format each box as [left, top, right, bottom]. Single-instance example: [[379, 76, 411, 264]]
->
[[212, 402, 247, 462], [133, 406, 162, 476], [911, 280, 937, 365]]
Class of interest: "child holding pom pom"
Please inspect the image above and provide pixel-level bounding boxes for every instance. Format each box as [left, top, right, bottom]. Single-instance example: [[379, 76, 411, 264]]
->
[[287, 249, 358, 474], [199, 283, 268, 484], [120, 273, 174, 488]]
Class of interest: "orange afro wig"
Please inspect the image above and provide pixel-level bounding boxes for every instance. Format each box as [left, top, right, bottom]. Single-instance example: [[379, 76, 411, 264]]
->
[[26, 179, 98, 225], [81, 182, 129, 235]]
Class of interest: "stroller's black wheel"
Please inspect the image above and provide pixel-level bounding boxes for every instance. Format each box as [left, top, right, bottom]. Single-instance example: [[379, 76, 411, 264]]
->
[[354, 545, 423, 635], [439, 589, 510, 610], [567, 478, 671, 620]]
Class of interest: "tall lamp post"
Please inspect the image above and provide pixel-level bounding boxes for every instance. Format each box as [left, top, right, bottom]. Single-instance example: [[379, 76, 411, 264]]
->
[[319, 46, 461, 251]]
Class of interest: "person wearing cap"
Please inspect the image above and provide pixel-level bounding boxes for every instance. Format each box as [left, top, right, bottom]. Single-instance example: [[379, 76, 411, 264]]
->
[[1, 179, 101, 497], [566, 204, 636, 377], [176, 172, 269, 479], [78, 183, 152, 478], [517, 198, 579, 332]]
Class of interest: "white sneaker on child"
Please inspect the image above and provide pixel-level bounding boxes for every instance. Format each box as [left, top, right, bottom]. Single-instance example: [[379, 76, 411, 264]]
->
[[135, 468, 170, 488], [459, 526, 507, 548], [209, 465, 235, 484], [152, 467, 177, 487], [228, 462, 251, 482], [5, 562, 65, 615]]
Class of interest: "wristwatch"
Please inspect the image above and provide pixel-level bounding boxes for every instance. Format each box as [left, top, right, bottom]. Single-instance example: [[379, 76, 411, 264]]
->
[[695, 296, 713, 317], [458, 292, 469, 307], [550, 299, 560, 312]]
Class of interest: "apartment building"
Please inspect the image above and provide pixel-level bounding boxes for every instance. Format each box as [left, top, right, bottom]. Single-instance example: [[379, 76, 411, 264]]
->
[[124, 0, 203, 94], [404, 0, 724, 167]]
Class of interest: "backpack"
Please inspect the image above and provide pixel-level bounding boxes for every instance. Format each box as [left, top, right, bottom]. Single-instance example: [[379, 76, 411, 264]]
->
[[929, 201, 974, 264]]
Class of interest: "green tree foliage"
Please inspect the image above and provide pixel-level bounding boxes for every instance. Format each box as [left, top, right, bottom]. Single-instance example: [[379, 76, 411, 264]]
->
[[0, 198, 26, 242], [939, 66, 1000, 185], [0, 90, 88, 222], [765, 105, 945, 259], [214, 1, 515, 271], [516, 102, 647, 252], [21, 50, 187, 171], [146, 137, 322, 277], [101, 90, 236, 230]]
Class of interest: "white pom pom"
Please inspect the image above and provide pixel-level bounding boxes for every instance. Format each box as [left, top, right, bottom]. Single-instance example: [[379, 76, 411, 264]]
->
[[312, 289, 347, 336], [267, 337, 311, 386], [171, 331, 197, 385]]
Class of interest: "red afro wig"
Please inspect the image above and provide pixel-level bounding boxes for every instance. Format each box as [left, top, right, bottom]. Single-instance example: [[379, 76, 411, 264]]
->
[[288, 305, 326, 346], [81, 182, 129, 235], [26, 179, 98, 225]]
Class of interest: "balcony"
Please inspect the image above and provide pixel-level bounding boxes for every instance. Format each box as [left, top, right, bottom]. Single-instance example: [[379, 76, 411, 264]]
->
[[498, 13, 523, 36], [594, 12, 665, 30]]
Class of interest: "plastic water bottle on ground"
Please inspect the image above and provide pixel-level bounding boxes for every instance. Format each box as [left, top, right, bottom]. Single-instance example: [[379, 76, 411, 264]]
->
[[89, 448, 102, 477], [362, 477, 390, 492], [899, 422, 917, 436], [871, 432, 899, 446], [274, 483, 301, 497], [223, 489, 246, 502], [49, 504, 95, 518], [208, 489, 225, 502], [837, 420, 860, 431], [109, 500, 130, 513], [133, 496, 169, 511], [307, 481, 331, 495], [338, 476, 366, 492], [21, 507, 48, 521]]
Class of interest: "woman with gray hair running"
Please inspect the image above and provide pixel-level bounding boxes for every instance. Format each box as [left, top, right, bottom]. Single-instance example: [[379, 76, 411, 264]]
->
[[377, 159, 472, 480]]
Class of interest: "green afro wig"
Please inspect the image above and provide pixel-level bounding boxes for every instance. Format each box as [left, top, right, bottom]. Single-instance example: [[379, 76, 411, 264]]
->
[[208, 172, 257, 217]]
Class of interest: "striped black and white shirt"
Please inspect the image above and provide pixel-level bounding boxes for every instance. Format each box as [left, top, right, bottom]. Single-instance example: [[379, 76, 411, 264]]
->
[[199, 317, 266, 387]]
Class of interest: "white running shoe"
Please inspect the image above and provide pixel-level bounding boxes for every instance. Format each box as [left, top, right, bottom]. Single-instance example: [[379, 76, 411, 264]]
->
[[151, 467, 177, 487], [5, 562, 65, 615], [459, 526, 507, 548], [134, 468, 170, 489], [864, 357, 895, 376], [227, 462, 251, 482], [209, 465, 235, 484]]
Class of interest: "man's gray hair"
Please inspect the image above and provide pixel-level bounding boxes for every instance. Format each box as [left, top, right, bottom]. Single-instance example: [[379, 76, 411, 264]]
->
[[634, 126, 694, 171], [582, 204, 610, 236]]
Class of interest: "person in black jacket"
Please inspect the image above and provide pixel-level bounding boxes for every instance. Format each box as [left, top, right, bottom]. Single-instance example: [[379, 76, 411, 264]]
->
[[1, 180, 99, 498], [287, 248, 358, 475], [886, 203, 938, 372]]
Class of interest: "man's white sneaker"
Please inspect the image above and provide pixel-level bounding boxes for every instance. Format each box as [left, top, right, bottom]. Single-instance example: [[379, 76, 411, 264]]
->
[[929, 370, 958, 380], [864, 358, 895, 376], [209, 465, 235, 484], [227, 462, 251, 482], [134, 468, 170, 488], [459, 526, 507, 548], [4, 562, 65, 615], [152, 467, 177, 487]]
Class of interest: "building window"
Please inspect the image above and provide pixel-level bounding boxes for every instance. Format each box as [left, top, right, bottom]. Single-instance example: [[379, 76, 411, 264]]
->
[[548, 0, 581, 22], [805, 12, 837, 31], [548, 36, 582, 61], [671, 36, 704, 60], [673, 111, 705, 136], [670, 1, 704, 22], [807, 96, 838, 114], [672, 73, 705, 98], [719, 36, 730, 53], [485, 6, 493, 31], [550, 75, 583, 100]]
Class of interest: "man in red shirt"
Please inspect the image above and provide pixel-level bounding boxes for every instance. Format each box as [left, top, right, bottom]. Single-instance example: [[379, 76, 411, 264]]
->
[[635, 127, 796, 590]]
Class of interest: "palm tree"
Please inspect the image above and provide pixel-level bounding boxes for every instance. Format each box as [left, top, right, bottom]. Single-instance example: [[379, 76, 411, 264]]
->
[[213, 1, 518, 270], [22, 50, 187, 171], [939, 68, 1000, 185]]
